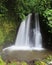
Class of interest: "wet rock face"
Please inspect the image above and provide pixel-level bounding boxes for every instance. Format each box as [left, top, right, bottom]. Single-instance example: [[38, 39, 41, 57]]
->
[[39, 14, 50, 49]]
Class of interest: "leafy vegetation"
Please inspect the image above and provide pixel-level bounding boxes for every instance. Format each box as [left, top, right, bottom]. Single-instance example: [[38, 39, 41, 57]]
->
[[35, 61, 47, 65], [43, 55, 52, 63], [0, 55, 52, 65], [43, 9, 52, 33], [0, 56, 6, 65], [0, 18, 17, 46]]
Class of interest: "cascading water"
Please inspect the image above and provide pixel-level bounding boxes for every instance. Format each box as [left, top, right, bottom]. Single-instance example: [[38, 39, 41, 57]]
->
[[3, 13, 44, 51], [15, 14, 31, 46], [33, 13, 43, 50]]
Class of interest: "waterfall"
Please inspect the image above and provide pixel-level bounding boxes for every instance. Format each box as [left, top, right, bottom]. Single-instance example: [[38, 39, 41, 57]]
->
[[25, 14, 31, 46], [33, 13, 43, 50], [3, 13, 44, 51], [15, 14, 31, 47], [15, 20, 25, 46]]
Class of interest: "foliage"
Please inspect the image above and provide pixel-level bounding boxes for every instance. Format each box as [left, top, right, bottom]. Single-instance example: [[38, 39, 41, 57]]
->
[[0, 29, 5, 44], [8, 61, 28, 65], [2, 0, 50, 21], [0, 55, 52, 65], [43, 55, 52, 63], [43, 9, 52, 33], [34, 55, 52, 65], [0, 17, 17, 45], [14, 0, 51, 21], [3, 21, 17, 42], [8, 61, 17, 65], [0, 56, 6, 65], [21, 61, 28, 65], [0, 56, 28, 65], [35, 61, 47, 65]]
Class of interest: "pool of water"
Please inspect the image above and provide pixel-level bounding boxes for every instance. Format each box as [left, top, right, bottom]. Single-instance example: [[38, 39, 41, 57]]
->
[[1, 49, 52, 61]]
